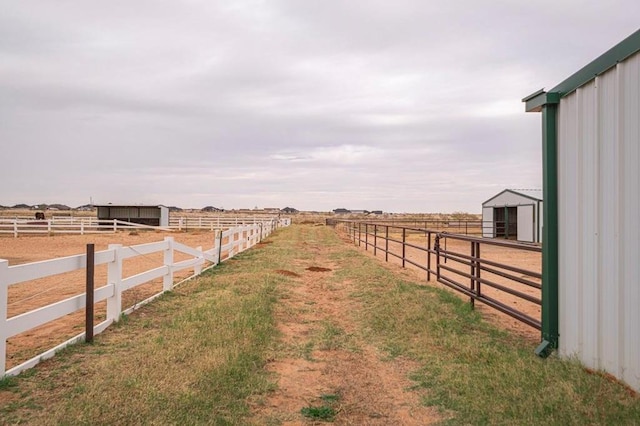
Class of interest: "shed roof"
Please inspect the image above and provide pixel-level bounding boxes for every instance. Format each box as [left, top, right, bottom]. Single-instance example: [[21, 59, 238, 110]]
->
[[95, 204, 167, 208], [482, 189, 543, 206]]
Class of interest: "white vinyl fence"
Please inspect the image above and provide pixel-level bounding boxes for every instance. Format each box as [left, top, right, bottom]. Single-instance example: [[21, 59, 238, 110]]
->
[[0, 218, 170, 236], [0, 221, 282, 377], [0, 216, 291, 237]]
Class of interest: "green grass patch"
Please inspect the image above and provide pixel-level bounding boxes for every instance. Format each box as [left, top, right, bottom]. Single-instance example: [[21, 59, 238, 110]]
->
[[0, 376, 18, 391], [301, 405, 337, 421], [301, 391, 341, 421], [320, 393, 341, 403]]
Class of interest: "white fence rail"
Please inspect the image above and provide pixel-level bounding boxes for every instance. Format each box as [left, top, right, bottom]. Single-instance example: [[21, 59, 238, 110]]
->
[[0, 220, 283, 377], [0, 217, 291, 236], [169, 216, 290, 230]]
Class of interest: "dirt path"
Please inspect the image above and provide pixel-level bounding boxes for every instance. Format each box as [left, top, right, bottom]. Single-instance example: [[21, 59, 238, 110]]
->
[[254, 234, 438, 424]]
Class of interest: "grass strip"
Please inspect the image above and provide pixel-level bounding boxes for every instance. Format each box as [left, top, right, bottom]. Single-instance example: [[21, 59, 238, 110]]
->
[[327, 226, 640, 425], [0, 229, 303, 425]]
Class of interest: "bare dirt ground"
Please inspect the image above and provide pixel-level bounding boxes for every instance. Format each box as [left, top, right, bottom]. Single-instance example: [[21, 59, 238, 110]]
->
[[339, 229, 542, 343], [254, 237, 440, 425], [0, 230, 218, 369]]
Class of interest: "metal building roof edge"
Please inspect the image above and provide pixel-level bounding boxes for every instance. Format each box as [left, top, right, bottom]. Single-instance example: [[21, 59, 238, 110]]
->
[[524, 28, 640, 112], [551, 28, 640, 97]]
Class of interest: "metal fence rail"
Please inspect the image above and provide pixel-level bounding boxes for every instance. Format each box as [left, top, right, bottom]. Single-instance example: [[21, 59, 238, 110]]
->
[[333, 220, 542, 330]]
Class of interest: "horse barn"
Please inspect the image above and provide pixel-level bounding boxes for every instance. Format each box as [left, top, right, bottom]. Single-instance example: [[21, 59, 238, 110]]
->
[[481, 189, 543, 243], [96, 204, 169, 227], [524, 29, 640, 391]]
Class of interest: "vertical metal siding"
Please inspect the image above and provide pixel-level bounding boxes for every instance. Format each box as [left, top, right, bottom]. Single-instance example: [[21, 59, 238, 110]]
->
[[516, 205, 534, 242], [621, 54, 640, 392], [138, 208, 160, 218], [538, 201, 544, 243], [557, 51, 640, 391], [482, 207, 494, 237], [160, 206, 169, 227]]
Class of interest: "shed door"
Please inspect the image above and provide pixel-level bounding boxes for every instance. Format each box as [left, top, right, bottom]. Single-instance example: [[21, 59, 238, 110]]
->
[[494, 207, 517, 239], [517, 204, 535, 242], [482, 207, 493, 237]]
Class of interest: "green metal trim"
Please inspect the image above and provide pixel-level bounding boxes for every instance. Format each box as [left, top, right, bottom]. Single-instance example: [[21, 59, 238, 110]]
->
[[540, 103, 559, 350], [524, 91, 560, 112], [551, 28, 640, 96], [522, 88, 545, 102], [535, 339, 553, 358]]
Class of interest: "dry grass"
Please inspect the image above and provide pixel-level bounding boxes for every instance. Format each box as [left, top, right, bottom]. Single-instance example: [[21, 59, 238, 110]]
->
[[0, 250, 281, 424], [1, 224, 638, 425]]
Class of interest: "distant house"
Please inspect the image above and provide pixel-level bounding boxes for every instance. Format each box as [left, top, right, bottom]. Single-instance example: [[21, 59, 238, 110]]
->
[[201, 206, 223, 212], [350, 210, 369, 214], [281, 207, 298, 214], [333, 208, 351, 214], [370, 210, 383, 215]]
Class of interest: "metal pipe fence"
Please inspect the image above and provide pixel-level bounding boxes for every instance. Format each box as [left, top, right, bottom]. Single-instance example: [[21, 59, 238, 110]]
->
[[332, 220, 542, 330]]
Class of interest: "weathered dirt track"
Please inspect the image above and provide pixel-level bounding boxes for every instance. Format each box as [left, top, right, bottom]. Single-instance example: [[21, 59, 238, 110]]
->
[[253, 231, 439, 425]]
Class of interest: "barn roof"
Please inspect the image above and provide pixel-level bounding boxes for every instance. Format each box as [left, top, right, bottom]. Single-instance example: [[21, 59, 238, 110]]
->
[[95, 204, 167, 208]]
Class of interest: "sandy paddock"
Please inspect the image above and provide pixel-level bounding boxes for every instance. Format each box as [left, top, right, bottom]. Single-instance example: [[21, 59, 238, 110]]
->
[[1, 230, 219, 370]]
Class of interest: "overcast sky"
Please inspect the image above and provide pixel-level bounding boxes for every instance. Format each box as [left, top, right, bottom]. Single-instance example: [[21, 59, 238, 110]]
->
[[1, 1, 638, 212]]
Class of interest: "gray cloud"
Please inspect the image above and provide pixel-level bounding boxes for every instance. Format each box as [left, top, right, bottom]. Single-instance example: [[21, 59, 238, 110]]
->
[[1, 1, 638, 212]]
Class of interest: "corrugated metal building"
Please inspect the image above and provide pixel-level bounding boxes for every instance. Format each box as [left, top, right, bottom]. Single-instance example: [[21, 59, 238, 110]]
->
[[482, 189, 543, 242], [96, 204, 169, 227], [524, 29, 640, 391]]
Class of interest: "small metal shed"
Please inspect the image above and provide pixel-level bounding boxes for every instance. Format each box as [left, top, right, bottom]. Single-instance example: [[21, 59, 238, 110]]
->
[[96, 204, 169, 227], [524, 29, 640, 391], [482, 189, 543, 243]]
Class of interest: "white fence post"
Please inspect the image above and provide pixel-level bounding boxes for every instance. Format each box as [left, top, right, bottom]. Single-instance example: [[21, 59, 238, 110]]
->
[[106, 244, 123, 322], [80, 221, 84, 235], [47, 220, 52, 234], [163, 237, 174, 291], [13, 221, 17, 238], [0, 260, 8, 375], [195, 246, 203, 275]]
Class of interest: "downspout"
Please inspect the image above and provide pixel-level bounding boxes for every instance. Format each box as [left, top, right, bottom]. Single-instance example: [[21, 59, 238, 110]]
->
[[537, 102, 559, 356], [523, 90, 560, 357]]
